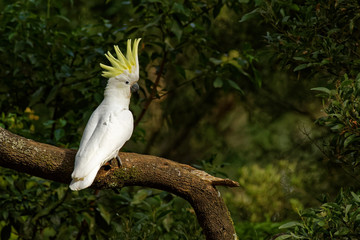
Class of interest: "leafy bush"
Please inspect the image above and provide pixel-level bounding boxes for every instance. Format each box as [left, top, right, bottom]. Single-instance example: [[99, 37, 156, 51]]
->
[[224, 160, 328, 223], [245, 0, 360, 79], [0, 0, 252, 239], [277, 191, 360, 239], [2, 0, 360, 239], [235, 221, 284, 240], [0, 167, 203, 240], [314, 74, 360, 172], [240, 1, 360, 238], [0, 0, 112, 147], [236, 161, 301, 222]]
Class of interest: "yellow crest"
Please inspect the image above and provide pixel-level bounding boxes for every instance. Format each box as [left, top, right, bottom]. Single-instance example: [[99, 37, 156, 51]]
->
[[100, 38, 141, 78]]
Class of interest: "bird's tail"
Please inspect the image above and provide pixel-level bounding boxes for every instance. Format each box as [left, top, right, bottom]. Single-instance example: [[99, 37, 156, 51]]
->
[[69, 167, 99, 191]]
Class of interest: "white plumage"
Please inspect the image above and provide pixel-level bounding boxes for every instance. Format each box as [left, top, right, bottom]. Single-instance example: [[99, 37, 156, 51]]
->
[[70, 39, 141, 191]]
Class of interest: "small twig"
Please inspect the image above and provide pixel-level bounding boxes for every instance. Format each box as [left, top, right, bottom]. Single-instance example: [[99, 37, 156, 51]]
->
[[299, 125, 330, 159], [134, 51, 167, 128], [183, 5, 216, 28], [157, 75, 204, 99]]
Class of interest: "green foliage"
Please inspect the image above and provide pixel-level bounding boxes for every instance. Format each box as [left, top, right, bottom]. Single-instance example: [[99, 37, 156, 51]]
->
[[0, 167, 203, 240], [277, 190, 360, 240], [245, 0, 360, 79], [0, 0, 112, 146], [0, 0, 258, 238], [0, 0, 256, 153], [239, 1, 360, 238], [314, 74, 360, 171], [2, 0, 360, 239], [240, 0, 360, 179], [0, 111, 34, 138], [224, 160, 330, 223], [235, 221, 284, 240], [236, 161, 301, 222]]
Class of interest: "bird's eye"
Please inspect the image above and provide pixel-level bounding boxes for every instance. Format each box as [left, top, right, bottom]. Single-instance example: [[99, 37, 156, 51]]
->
[[125, 81, 129, 84]]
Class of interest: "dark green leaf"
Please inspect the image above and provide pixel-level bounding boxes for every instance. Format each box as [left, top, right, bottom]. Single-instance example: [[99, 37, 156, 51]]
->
[[170, 21, 182, 41], [54, 128, 65, 141], [213, 77, 223, 88], [1, 224, 11, 240], [240, 8, 260, 23], [293, 64, 309, 72], [344, 134, 355, 147], [45, 85, 60, 105], [310, 87, 331, 94], [131, 189, 150, 205], [279, 221, 303, 229], [97, 204, 111, 225], [275, 235, 292, 240], [227, 80, 244, 94], [29, 86, 45, 106], [351, 192, 360, 202]]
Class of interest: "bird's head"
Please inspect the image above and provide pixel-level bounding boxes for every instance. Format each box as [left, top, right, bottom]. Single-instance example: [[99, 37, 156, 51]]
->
[[100, 38, 141, 93]]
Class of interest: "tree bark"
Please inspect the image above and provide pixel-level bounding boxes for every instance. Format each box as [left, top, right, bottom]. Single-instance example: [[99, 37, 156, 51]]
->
[[0, 127, 239, 240]]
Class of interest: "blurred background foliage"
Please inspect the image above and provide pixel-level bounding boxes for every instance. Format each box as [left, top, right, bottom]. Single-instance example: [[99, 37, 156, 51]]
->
[[0, 0, 359, 239]]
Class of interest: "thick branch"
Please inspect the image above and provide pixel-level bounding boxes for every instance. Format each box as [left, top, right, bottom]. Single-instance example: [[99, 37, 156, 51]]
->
[[0, 127, 239, 240]]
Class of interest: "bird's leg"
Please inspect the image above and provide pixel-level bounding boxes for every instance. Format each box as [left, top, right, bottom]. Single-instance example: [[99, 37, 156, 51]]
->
[[116, 155, 122, 166], [103, 156, 122, 170]]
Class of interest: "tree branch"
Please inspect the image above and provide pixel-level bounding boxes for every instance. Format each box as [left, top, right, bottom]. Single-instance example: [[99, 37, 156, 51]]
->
[[0, 127, 239, 240]]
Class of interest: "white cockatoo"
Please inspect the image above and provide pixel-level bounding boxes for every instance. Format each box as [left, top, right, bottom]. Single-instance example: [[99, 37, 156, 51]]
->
[[69, 38, 141, 191]]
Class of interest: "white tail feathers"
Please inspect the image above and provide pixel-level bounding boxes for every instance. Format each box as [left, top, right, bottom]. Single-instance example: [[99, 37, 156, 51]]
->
[[69, 167, 100, 191]]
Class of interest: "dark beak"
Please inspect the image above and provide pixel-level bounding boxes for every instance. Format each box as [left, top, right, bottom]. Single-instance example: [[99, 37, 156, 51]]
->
[[130, 82, 139, 93]]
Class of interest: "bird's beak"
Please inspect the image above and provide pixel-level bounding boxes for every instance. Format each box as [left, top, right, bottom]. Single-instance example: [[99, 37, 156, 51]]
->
[[130, 82, 139, 93]]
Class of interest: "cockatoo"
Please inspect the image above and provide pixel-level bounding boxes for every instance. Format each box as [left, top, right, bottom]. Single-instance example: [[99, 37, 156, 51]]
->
[[69, 38, 141, 191]]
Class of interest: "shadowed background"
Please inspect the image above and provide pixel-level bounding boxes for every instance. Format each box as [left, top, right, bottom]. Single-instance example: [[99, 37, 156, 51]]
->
[[0, 0, 359, 239]]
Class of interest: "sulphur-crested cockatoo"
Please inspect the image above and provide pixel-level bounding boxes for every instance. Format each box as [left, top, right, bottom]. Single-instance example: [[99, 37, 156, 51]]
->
[[70, 38, 141, 191]]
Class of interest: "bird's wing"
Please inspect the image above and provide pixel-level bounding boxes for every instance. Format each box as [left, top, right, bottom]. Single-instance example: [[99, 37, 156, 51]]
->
[[72, 108, 134, 179], [77, 106, 103, 148]]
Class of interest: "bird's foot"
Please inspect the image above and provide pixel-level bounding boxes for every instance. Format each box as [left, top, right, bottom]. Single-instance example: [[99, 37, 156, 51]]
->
[[116, 155, 122, 166], [103, 156, 122, 171]]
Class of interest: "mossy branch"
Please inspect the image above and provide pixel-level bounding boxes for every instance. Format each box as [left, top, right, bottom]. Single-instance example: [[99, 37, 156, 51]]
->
[[0, 127, 239, 240]]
